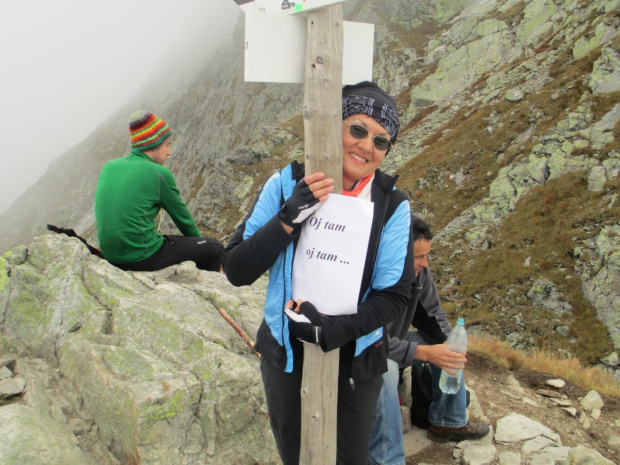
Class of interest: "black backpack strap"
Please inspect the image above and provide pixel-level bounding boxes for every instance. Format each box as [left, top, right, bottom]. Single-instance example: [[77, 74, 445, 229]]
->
[[46, 224, 103, 258]]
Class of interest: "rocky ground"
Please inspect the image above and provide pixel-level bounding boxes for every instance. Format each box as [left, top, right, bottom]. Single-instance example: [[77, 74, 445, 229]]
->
[[2, 234, 619, 464], [404, 353, 620, 464], [2, 346, 620, 464]]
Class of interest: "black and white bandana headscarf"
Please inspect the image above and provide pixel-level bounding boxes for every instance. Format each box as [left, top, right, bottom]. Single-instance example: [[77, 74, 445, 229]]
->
[[342, 81, 400, 144]]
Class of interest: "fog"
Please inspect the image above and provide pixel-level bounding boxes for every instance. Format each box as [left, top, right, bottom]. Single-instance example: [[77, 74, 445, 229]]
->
[[0, 0, 242, 215]]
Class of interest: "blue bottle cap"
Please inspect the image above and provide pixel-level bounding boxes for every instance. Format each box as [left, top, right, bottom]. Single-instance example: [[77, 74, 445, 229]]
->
[[457, 317, 465, 326]]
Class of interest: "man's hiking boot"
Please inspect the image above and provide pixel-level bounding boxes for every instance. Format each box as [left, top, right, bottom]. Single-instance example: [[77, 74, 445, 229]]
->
[[427, 420, 490, 443]]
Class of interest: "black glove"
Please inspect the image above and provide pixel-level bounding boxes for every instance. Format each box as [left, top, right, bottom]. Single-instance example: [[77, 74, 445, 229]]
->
[[286, 301, 324, 346], [278, 179, 322, 228]]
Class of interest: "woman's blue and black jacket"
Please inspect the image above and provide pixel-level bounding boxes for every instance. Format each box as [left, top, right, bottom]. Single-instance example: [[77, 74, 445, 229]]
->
[[222, 161, 415, 383]]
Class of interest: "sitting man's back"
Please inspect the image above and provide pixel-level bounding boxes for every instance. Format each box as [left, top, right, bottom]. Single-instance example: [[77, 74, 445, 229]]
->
[[95, 110, 222, 272]]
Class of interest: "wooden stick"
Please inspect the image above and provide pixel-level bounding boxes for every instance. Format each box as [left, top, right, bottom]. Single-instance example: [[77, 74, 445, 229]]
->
[[218, 307, 261, 359], [300, 4, 343, 464]]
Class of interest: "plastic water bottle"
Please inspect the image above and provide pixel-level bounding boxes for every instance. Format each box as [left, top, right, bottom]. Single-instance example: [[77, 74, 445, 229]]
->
[[439, 317, 467, 394]]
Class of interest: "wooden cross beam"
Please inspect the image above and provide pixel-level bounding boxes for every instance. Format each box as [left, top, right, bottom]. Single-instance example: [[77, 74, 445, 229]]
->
[[300, 7, 342, 463]]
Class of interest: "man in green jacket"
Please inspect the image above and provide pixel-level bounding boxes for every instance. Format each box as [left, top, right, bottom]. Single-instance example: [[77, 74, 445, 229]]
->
[[94, 110, 222, 272]]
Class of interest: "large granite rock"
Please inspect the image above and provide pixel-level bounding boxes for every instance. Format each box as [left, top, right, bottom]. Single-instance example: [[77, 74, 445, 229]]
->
[[0, 233, 277, 465]]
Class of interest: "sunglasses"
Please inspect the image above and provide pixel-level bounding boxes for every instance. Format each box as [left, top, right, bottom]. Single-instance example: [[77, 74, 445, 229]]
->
[[344, 122, 392, 151]]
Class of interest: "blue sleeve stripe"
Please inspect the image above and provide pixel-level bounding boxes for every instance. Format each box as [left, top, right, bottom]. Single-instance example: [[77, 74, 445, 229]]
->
[[355, 327, 383, 356], [371, 199, 411, 290], [243, 171, 282, 240]]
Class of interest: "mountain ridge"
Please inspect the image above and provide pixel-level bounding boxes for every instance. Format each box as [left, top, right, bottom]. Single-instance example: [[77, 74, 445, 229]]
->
[[1, 0, 619, 373]]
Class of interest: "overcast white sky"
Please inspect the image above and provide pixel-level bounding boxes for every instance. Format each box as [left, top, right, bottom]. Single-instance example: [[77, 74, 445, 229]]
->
[[0, 0, 241, 215]]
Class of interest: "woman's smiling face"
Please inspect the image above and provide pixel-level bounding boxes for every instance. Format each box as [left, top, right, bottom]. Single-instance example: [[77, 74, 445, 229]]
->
[[341, 114, 390, 191]]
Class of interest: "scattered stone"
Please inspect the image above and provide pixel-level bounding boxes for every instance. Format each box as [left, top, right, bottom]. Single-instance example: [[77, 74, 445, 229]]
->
[[530, 445, 571, 465], [580, 390, 604, 410], [579, 412, 592, 429], [522, 397, 540, 407], [608, 435, 620, 455], [505, 374, 523, 392], [0, 366, 13, 380], [601, 352, 619, 367], [550, 398, 572, 407], [527, 279, 572, 313], [537, 389, 562, 398], [0, 376, 26, 400], [450, 168, 466, 186], [561, 407, 578, 417], [467, 389, 490, 425], [461, 444, 497, 464], [589, 47, 620, 94], [505, 88, 524, 102], [588, 165, 608, 192], [0, 355, 16, 369], [495, 413, 560, 444], [522, 436, 558, 456], [498, 450, 521, 465], [502, 389, 521, 400], [545, 379, 565, 389], [569, 445, 616, 464], [592, 408, 601, 420]]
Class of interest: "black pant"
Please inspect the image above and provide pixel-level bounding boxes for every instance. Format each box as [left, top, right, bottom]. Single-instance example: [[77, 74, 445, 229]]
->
[[260, 353, 382, 465], [117, 235, 223, 272]]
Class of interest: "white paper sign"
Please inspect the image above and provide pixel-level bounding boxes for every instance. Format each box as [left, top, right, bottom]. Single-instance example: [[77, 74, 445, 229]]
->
[[292, 194, 374, 316], [255, 0, 344, 14], [285, 307, 311, 323], [342, 21, 374, 85], [233, 0, 256, 13], [244, 14, 374, 83], [244, 13, 306, 83], [235, 0, 345, 14]]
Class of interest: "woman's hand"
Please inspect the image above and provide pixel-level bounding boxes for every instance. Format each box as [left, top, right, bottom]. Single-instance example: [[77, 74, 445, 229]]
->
[[285, 299, 324, 345], [304, 172, 335, 203], [279, 172, 334, 234]]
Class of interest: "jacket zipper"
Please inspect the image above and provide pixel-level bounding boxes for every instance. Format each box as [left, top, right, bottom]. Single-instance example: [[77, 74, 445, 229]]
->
[[282, 246, 287, 350], [280, 177, 288, 356], [351, 188, 393, 384]]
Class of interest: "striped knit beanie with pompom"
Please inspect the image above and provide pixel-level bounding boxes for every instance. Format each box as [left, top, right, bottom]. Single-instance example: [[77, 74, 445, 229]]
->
[[129, 111, 171, 150]]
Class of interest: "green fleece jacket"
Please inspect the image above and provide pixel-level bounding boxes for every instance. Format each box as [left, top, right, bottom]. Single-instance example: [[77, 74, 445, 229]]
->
[[95, 149, 201, 264]]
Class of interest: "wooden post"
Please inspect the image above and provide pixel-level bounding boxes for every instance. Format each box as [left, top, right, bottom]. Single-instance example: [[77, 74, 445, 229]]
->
[[303, 5, 344, 182], [299, 4, 343, 465]]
